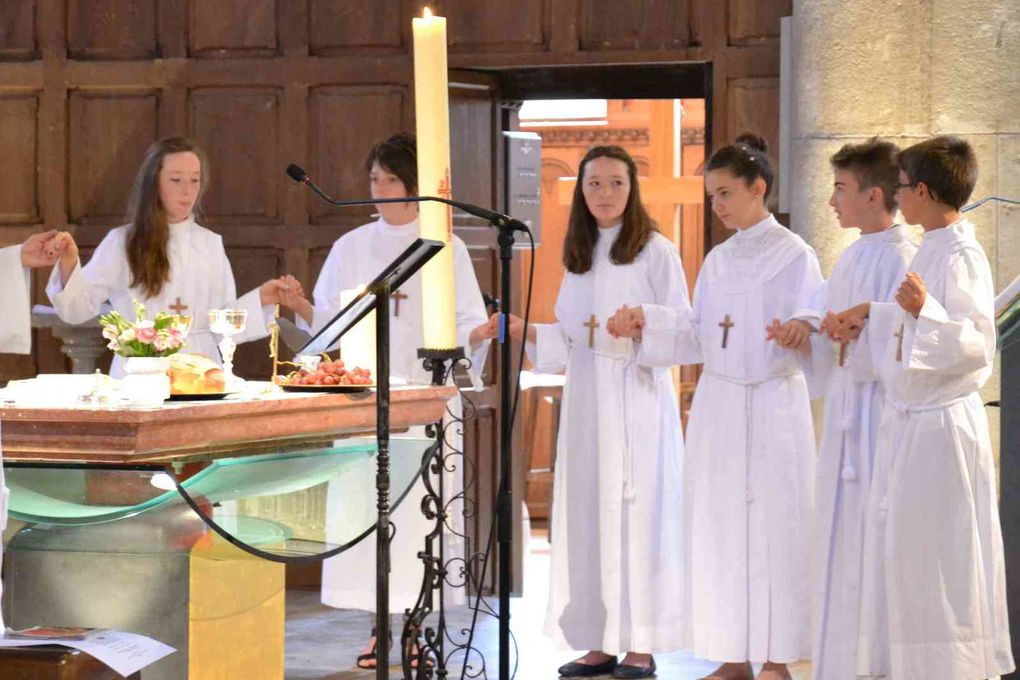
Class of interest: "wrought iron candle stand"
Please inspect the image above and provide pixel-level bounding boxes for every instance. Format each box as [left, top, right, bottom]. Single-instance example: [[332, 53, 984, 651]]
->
[[401, 347, 498, 680]]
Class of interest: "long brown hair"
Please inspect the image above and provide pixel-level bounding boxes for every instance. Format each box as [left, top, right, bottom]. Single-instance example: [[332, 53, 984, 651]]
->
[[126, 137, 209, 298], [563, 145, 657, 274]]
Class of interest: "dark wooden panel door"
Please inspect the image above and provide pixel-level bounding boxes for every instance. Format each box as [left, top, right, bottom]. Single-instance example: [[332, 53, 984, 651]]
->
[[448, 69, 525, 595]]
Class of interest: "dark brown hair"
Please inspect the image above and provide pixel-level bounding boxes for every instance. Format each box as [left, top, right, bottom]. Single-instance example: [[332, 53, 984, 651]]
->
[[706, 132, 774, 200], [126, 136, 208, 298], [898, 135, 977, 210], [830, 138, 901, 212], [563, 145, 658, 274], [365, 132, 417, 194]]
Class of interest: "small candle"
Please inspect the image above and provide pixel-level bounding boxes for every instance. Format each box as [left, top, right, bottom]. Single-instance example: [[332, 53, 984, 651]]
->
[[339, 287, 377, 372], [413, 7, 458, 349]]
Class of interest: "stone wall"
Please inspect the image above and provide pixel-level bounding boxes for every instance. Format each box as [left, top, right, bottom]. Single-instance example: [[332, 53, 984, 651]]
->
[[789, 0, 1020, 457]]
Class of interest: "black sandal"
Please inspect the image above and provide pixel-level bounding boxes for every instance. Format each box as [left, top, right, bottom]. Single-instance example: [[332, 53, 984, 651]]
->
[[402, 629, 435, 671], [356, 627, 393, 670]]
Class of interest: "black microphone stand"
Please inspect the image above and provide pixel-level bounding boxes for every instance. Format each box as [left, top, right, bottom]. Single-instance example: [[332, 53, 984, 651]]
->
[[289, 167, 525, 679]]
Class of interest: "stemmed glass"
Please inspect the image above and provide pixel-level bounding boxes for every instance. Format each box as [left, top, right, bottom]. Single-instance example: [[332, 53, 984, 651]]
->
[[208, 309, 248, 389]]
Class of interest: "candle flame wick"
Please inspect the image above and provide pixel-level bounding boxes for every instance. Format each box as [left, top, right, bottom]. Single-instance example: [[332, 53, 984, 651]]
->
[[423, 6, 432, 18]]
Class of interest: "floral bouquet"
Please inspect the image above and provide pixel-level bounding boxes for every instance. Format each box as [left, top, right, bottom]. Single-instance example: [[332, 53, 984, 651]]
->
[[100, 301, 191, 357]]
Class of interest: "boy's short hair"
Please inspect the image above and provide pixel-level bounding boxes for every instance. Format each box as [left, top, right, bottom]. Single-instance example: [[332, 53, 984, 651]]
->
[[365, 132, 417, 194], [898, 136, 977, 210], [829, 138, 900, 212]]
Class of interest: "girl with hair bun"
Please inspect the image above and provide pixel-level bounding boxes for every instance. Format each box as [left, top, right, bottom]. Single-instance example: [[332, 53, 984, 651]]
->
[[610, 133, 824, 680]]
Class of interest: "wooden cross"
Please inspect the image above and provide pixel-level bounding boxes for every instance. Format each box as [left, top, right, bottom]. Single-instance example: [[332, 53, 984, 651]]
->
[[583, 314, 600, 348], [894, 324, 905, 362], [169, 297, 188, 315], [391, 289, 408, 317], [719, 314, 735, 349], [838, 341, 848, 367]]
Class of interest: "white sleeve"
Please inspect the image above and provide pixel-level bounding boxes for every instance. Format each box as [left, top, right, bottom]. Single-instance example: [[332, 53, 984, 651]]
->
[[901, 248, 995, 376], [0, 245, 32, 354], [634, 239, 693, 369], [452, 239, 491, 389], [527, 281, 570, 374], [635, 271, 703, 368], [46, 230, 126, 324], [849, 301, 901, 383]]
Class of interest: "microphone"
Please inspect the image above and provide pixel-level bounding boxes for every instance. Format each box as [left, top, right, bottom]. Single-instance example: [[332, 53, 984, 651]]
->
[[286, 164, 308, 183], [285, 164, 530, 234]]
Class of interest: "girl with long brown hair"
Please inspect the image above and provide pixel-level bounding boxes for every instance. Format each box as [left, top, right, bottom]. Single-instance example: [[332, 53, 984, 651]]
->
[[501, 145, 689, 678], [46, 136, 305, 377]]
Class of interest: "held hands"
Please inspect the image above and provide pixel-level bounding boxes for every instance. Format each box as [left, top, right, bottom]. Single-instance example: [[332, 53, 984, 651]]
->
[[826, 303, 870, 342], [607, 305, 644, 339], [469, 315, 499, 345], [260, 275, 307, 309], [47, 231, 79, 268], [895, 272, 926, 318], [20, 230, 59, 268], [484, 313, 533, 343], [765, 318, 812, 350]]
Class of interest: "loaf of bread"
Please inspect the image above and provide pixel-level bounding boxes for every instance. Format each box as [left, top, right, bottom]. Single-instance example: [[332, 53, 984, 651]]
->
[[167, 353, 226, 394]]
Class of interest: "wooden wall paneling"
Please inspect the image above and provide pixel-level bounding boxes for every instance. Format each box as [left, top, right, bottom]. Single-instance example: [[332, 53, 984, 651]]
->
[[308, 0, 403, 55], [0, 0, 37, 61], [188, 87, 282, 223], [67, 0, 157, 61], [156, 0, 187, 58], [277, 0, 308, 57], [446, 0, 547, 52], [0, 94, 39, 224], [726, 77, 781, 208], [188, 0, 278, 58], [307, 85, 406, 224], [727, 0, 790, 46], [579, 0, 692, 51], [548, 0, 580, 52], [68, 90, 159, 224]]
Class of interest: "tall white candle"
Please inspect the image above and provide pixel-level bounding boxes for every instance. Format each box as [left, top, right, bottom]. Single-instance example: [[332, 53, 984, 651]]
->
[[413, 7, 458, 349]]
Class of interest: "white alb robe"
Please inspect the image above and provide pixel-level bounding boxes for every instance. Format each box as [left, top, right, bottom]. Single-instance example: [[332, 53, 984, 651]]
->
[[638, 214, 823, 664], [806, 225, 916, 680], [307, 216, 490, 613], [854, 218, 1013, 680], [0, 244, 32, 355], [0, 243, 32, 629], [45, 216, 272, 378], [531, 225, 688, 654]]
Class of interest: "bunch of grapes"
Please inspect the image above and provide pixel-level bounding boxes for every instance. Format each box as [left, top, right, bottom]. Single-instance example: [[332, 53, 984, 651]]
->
[[284, 359, 373, 386]]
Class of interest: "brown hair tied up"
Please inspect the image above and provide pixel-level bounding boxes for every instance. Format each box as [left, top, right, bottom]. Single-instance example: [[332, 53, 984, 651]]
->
[[706, 132, 775, 200], [563, 145, 658, 275], [126, 136, 209, 299]]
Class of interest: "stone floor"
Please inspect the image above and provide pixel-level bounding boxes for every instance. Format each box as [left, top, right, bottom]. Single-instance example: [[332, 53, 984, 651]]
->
[[284, 529, 812, 680]]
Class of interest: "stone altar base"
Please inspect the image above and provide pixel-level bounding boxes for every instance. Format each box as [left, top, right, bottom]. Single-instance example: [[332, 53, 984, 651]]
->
[[2, 505, 285, 680]]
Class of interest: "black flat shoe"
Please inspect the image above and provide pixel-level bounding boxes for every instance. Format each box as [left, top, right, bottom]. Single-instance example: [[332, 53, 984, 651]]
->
[[613, 656, 656, 678], [558, 656, 618, 677]]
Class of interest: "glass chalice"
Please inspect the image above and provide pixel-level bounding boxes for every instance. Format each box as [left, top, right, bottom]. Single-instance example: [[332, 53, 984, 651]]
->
[[208, 308, 248, 389]]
